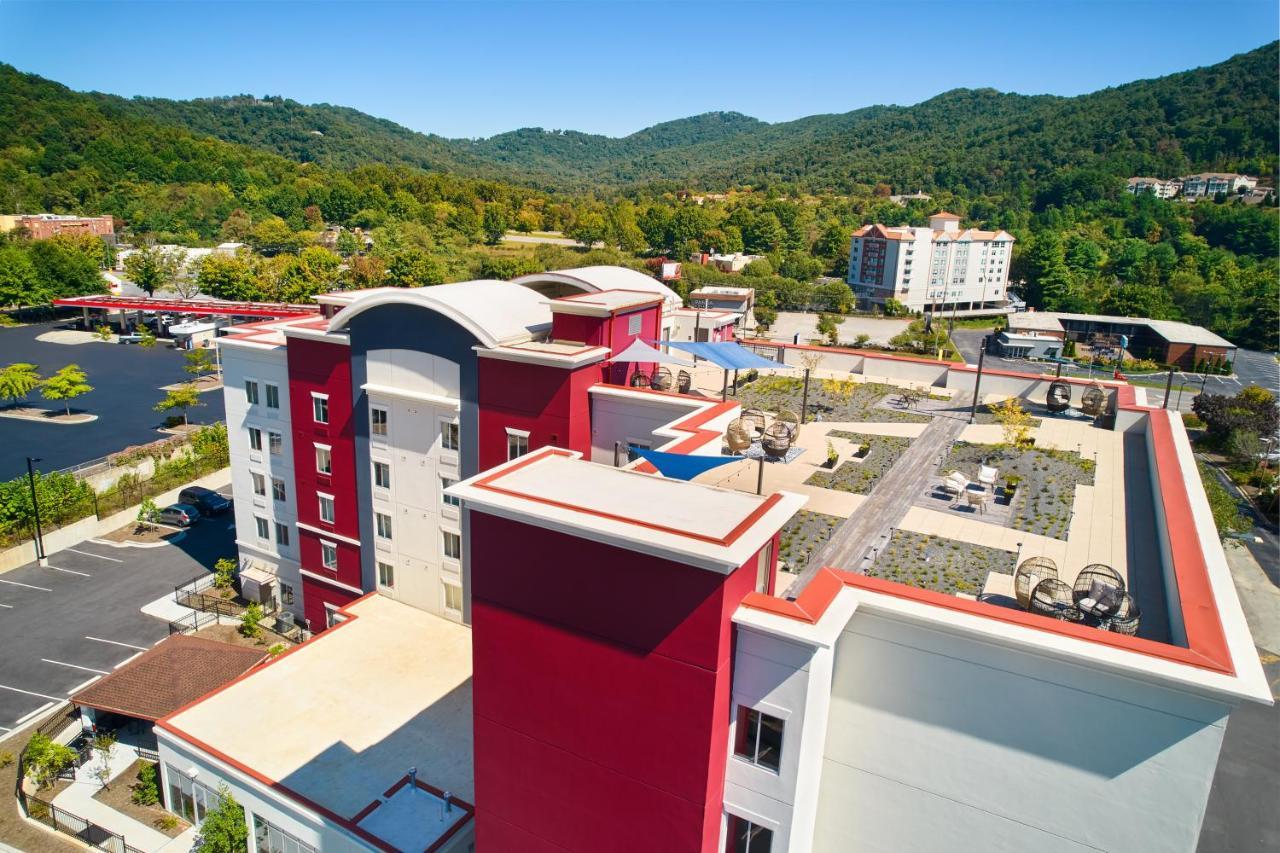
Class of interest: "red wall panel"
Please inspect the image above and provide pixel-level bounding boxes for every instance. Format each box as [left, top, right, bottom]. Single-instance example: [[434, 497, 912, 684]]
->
[[301, 576, 359, 635], [476, 358, 596, 470]]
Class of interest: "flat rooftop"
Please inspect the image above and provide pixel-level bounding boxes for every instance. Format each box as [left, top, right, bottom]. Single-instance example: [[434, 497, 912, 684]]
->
[[1009, 312, 1235, 348], [551, 289, 662, 315], [447, 447, 806, 573], [160, 594, 473, 851]]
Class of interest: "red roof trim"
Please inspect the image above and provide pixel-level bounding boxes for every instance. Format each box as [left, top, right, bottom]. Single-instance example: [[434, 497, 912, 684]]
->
[[53, 295, 318, 318]]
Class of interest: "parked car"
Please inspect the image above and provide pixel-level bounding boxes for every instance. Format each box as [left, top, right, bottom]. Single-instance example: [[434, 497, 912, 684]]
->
[[178, 486, 232, 515], [156, 504, 201, 527]]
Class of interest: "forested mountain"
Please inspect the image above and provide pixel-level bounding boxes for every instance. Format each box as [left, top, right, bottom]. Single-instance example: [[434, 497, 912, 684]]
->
[[67, 41, 1279, 194]]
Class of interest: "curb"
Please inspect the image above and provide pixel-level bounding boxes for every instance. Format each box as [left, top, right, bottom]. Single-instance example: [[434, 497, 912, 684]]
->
[[88, 530, 187, 550]]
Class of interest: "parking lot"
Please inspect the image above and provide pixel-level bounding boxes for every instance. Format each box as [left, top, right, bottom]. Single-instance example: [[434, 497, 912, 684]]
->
[[0, 321, 225, 479], [0, 484, 234, 735]]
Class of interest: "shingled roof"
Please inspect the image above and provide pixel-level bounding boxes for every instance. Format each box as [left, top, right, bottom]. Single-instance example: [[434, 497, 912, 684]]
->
[[72, 635, 267, 722]]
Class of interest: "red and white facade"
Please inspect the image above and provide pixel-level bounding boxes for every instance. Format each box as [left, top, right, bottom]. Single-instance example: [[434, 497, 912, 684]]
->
[[164, 267, 1268, 853]]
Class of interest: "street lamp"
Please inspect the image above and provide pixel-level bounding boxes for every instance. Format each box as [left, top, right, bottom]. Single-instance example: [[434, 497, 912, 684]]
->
[[26, 457, 46, 565]]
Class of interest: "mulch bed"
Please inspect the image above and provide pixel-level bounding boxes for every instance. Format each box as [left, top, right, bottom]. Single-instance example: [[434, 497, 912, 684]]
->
[[91, 759, 188, 838], [100, 523, 184, 544], [867, 530, 1016, 596], [778, 509, 844, 573], [805, 431, 913, 495], [192, 622, 293, 652], [737, 376, 932, 424]]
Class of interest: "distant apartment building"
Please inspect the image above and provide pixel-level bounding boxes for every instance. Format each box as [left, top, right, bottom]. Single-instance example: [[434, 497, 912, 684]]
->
[[1179, 173, 1258, 199], [692, 251, 765, 274], [846, 211, 1014, 313], [0, 213, 115, 242], [1126, 177, 1182, 199]]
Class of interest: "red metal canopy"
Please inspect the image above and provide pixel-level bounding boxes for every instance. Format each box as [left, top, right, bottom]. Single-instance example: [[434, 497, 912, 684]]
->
[[53, 295, 319, 319]]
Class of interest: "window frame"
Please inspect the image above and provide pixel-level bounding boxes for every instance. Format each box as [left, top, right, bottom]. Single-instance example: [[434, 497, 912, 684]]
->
[[274, 521, 290, 547], [733, 705, 784, 774], [314, 443, 332, 475], [375, 511, 393, 540], [319, 540, 338, 570], [271, 477, 286, 502], [506, 427, 530, 461], [311, 392, 329, 425], [441, 477, 461, 508], [254, 515, 269, 540], [267, 429, 283, 456], [440, 420, 460, 452], [377, 561, 395, 589], [264, 383, 280, 410], [244, 379, 259, 406], [250, 471, 266, 497], [443, 582, 463, 614], [442, 530, 461, 560], [247, 427, 263, 452], [725, 813, 775, 853], [370, 406, 388, 438], [317, 493, 335, 524], [373, 460, 391, 490]]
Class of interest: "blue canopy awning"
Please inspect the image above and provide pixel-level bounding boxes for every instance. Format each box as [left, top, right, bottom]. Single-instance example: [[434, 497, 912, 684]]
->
[[659, 340, 788, 370], [630, 446, 741, 481]]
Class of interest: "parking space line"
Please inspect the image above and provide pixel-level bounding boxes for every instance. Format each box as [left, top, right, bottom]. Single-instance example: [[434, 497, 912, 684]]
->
[[14, 702, 55, 727], [84, 635, 149, 651], [67, 676, 99, 694], [114, 652, 144, 669], [0, 578, 51, 592], [64, 548, 123, 563], [47, 565, 91, 578], [42, 659, 109, 676], [0, 683, 64, 702], [0, 603, 12, 609]]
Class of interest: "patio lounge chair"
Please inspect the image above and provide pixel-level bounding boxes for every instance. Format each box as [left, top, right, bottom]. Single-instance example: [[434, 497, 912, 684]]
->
[[939, 471, 971, 499], [978, 465, 999, 489], [965, 490, 990, 514]]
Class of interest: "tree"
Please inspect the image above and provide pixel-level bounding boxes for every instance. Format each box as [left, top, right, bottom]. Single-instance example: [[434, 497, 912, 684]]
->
[[197, 254, 260, 301], [138, 327, 157, 349], [213, 557, 238, 590], [882, 298, 908, 317], [565, 212, 607, 248], [96, 324, 113, 341], [137, 497, 158, 531], [154, 383, 204, 425], [1192, 385, 1279, 443], [239, 602, 263, 639], [192, 784, 248, 853], [0, 245, 40, 307], [219, 209, 253, 242], [744, 213, 784, 254], [481, 205, 508, 245], [386, 249, 444, 287], [91, 732, 116, 790], [816, 313, 840, 345], [0, 363, 41, 407], [29, 235, 106, 298], [24, 733, 78, 790], [40, 364, 92, 416], [992, 397, 1034, 448], [335, 230, 361, 257], [184, 348, 216, 381], [124, 245, 184, 297], [131, 762, 160, 806]]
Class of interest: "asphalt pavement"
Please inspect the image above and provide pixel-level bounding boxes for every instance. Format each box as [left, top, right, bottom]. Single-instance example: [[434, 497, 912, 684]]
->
[[0, 487, 234, 734], [0, 321, 224, 478]]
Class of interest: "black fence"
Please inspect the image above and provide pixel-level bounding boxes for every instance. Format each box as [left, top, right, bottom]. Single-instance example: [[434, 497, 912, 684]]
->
[[23, 794, 144, 853]]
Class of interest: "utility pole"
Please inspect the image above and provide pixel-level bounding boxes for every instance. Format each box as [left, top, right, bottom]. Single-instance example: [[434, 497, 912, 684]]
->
[[1162, 370, 1175, 410], [26, 457, 46, 565], [968, 337, 988, 424], [800, 368, 811, 424]]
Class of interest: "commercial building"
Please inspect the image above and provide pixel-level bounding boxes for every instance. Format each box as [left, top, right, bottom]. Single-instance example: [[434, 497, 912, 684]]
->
[[1005, 312, 1237, 369], [0, 213, 115, 242], [1126, 177, 1182, 198], [1179, 173, 1258, 199], [687, 286, 757, 332], [846, 212, 1015, 313]]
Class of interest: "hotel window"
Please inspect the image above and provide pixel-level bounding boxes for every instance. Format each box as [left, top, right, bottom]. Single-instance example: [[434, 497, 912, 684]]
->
[[268, 430, 283, 456], [248, 427, 263, 452], [373, 461, 391, 490], [265, 383, 280, 409], [279, 582, 294, 605], [254, 813, 316, 853], [726, 815, 774, 853], [734, 706, 783, 772], [370, 406, 388, 437], [312, 393, 329, 424], [275, 522, 290, 547], [377, 561, 395, 588], [251, 472, 266, 497], [271, 477, 286, 502], [315, 445, 332, 475], [444, 582, 463, 613], [320, 541, 338, 570], [318, 494, 335, 524], [441, 478, 461, 508], [441, 421, 459, 451], [165, 763, 215, 825], [507, 429, 529, 461], [254, 516, 269, 540], [244, 380, 259, 405], [376, 512, 393, 540], [443, 531, 461, 560]]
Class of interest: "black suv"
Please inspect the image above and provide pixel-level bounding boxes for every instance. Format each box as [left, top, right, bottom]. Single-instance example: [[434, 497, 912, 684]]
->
[[178, 486, 232, 515]]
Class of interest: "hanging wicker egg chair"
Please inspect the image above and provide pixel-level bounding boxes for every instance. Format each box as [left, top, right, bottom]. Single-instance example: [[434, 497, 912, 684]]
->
[[1028, 578, 1081, 621], [761, 422, 793, 458], [1081, 382, 1106, 417], [1014, 556, 1058, 609], [1105, 593, 1141, 636], [775, 409, 800, 438], [629, 371, 650, 388], [725, 419, 753, 454], [741, 408, 767, 436], [651, 366, 674, 392], [1046, 380, 1071, 413], [677, 370, 692, 394]]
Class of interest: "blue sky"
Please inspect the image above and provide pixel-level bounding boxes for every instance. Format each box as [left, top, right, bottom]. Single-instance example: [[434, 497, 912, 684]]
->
[[1, 1, 1275, 138]]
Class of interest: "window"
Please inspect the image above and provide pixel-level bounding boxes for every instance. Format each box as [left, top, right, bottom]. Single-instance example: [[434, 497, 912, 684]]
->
[[507, 430, 529, 461], [373, 461, 391, 490], [315, 445, 332, 475], [377, 561, 395, 588], [318, 494, 335, 524], [248, 427, 263, 452], [271, 477, 286, 502], [734, 707, 783, 772], [165, 763, 216, 825], [312, 394, 329, 424], [280, 582, 294, 605], [371, 407, 388, 437], [444, 583, 463, 613], [441, 478, 460, 508], [320, 541, 338, 570], [627, 313, 642, 335], [254, 814, 316, 853], [251, 472, 266, 497], [442, 530, 461, 560], [254, 516, 269, 539], [440, 421, 459, 451], [726, 815, 773, 853], [268, 430, 283, 456], [245, 380, 259, 405], [275, 522, 290, 547], [376, 512, 393, 540], [265, 383, 280, 409]]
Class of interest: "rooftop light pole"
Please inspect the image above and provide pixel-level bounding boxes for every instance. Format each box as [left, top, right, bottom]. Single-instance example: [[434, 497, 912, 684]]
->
[[968, 336, 988, 424], [26, 456, 46, 566]]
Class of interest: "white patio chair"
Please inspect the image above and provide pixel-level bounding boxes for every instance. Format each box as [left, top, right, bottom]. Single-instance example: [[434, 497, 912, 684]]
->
[[978, 465, 999, 489]]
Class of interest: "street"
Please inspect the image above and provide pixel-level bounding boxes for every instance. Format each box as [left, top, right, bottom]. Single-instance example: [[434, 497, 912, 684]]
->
[[0, 486, 234, 734]]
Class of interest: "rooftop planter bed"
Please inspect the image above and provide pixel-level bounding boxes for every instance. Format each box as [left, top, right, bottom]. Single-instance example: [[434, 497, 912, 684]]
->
[[737, 376, 931, 424], [778, 509, 843, 573], [940, 441, 1095, 540], [806, 431, 912, 495], [867, 530, 1016, 596]]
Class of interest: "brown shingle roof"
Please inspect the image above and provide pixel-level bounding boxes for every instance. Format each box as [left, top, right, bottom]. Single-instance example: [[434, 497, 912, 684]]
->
[[72, 635, 267, 721]]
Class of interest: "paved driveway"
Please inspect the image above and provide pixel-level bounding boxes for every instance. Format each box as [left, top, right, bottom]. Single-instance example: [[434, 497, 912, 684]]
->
[[0, 487, 234, 734], [0, 321, 224, 478]]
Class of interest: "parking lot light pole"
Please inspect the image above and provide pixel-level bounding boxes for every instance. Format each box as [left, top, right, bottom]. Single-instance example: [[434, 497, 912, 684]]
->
[[26, 456, 46, 566]]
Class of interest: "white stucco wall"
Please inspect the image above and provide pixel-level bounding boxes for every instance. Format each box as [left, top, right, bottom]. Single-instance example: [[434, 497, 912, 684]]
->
[[811, 610, 1231, 853]]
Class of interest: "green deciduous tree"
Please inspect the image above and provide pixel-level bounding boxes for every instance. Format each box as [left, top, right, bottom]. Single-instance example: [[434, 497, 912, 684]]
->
[[192, 785, 248, 853], [0, 245, 40, 307], [24, 733, 78, 790], [481, 205, 508, 245], [125, 245, 185, 297], [154, 383, 203, 425], [386, 248, 444, 287], [183, 348, 216, 380], [197, 254, 260, 301], [40, 364, 92, 416], [0, 362, 41, 407]]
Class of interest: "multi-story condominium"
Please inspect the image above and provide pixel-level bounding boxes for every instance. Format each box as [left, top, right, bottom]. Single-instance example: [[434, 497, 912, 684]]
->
[[1126, 176, 1182, 198], [153, 266, 1267, 853], [1179, 172, 1258, 199], [846, 211, 1014, 313]]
